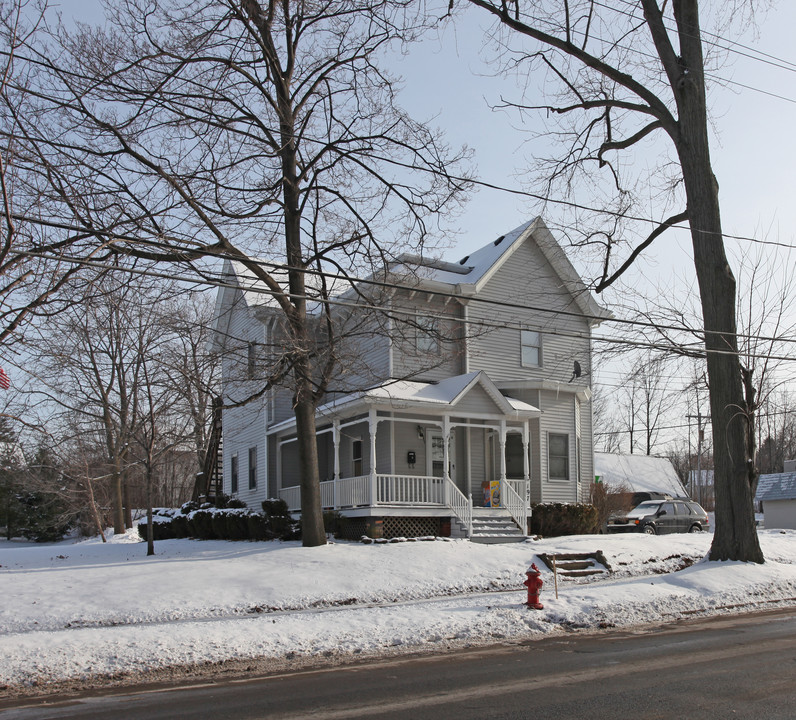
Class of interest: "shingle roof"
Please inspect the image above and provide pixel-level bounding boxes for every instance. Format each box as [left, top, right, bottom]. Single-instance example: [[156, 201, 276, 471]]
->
[[759, 473, 796, 501]]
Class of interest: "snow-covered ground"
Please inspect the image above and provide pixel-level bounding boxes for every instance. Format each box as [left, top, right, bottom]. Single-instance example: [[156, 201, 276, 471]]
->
[[2, 528, 796, 695]]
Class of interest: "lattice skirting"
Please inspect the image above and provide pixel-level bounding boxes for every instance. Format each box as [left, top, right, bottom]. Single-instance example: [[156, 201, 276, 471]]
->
[[336, 516, 447, 540], [337, 518, 368, 540], [383, 516, 442, 539]]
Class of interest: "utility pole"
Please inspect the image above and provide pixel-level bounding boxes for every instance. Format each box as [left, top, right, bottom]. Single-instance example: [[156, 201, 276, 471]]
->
[[687, 412, 710, 504]]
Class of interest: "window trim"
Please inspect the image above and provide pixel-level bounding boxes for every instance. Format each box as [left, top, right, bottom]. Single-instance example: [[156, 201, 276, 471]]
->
[[520, 329, 542, 367], [548, 433, 570, 482], [248, 446, 257, 490]]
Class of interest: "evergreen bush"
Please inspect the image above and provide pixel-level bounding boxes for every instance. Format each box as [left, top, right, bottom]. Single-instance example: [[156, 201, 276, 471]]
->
[[530, 502, 599, 537]]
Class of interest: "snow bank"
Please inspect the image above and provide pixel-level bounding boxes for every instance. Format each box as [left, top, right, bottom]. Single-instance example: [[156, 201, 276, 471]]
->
[[1, 529, 795, 690]]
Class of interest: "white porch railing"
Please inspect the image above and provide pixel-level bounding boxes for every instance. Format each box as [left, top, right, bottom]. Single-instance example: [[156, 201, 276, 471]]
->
[[279, 474, 516, 539], [377, 474, 445, 505], [502, 479, 528, 535], [444, 475, 472, 537]]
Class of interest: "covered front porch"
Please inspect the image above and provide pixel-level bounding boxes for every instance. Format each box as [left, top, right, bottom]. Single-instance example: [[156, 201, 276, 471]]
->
[[272, 372, 540, 538]]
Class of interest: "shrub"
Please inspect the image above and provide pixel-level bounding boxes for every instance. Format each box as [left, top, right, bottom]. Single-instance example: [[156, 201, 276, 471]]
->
[[262, 498, 289, 516], [16, 491, 70, 543], [247, 513, 273, 541], [530, 502, 599, 537], [590, 481, 633, 533], [180, 501, 199, 515], [170, 514, 189, 538], [225, 509, 250, 540], [211, 511, 229, 538], [190, 509, 217, 539], [323, 510, 342, 537]]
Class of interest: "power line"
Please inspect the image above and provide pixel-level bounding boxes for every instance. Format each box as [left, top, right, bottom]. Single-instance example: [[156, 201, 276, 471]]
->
[[18, 248, 796, 365]]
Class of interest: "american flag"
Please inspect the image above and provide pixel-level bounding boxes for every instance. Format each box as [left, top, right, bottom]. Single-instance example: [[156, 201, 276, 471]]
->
[[0, 367, 9, 390]]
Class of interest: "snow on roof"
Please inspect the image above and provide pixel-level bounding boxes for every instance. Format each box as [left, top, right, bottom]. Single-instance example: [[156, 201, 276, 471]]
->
[[394, 217, 611, 323], [226, 259, 351, 313], [594, 452, 685, 497], [261, 372, 540, 432], [759, 473, 796, 501], [397, 220, 534, 287]]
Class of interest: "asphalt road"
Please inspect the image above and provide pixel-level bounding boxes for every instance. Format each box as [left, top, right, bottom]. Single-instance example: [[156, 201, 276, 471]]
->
[[3, 609, 796, 720]]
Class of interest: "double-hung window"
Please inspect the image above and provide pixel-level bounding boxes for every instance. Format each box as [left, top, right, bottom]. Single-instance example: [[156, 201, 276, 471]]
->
[[548, 434, 569, 481], [520, 330, 541, 367]]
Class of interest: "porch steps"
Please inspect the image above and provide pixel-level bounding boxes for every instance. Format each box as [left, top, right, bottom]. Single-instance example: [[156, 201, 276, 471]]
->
[[535, 552, 612, 578], [466, 508, 527, 544]]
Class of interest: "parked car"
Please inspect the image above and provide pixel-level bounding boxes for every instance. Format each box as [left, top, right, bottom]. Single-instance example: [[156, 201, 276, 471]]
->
[[607, 499, 709, 534]]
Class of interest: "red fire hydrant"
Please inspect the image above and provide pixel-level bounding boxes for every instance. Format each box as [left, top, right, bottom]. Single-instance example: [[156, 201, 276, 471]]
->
[[524, 563, 544, 609]]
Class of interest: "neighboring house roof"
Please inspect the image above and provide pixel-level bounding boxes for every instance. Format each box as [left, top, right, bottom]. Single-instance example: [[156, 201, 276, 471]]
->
[[268, 370, 541, 433], [758, 473, 796, 502], [594, 452, 684, 497]]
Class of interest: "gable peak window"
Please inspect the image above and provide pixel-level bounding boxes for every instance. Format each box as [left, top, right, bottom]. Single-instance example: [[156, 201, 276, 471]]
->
[[521, 330, 541, 367]]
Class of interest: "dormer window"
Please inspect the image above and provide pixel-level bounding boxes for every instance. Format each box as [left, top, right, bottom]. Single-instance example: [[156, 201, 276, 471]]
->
[[520, 330, 541, 367]]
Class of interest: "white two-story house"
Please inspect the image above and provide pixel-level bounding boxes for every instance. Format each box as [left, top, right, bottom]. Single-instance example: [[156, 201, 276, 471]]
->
[[209, 217, 612, 540]]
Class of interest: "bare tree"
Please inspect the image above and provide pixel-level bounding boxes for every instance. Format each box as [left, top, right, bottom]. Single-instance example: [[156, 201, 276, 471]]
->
[[24, 272, 188, 533], [461, 0, 765, 561], [9, 0, 470, 545]]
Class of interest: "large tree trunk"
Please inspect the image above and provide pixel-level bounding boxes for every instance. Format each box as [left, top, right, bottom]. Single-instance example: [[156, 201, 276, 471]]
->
[[674, 0, 763, 562], [294, 376, 326, 547]]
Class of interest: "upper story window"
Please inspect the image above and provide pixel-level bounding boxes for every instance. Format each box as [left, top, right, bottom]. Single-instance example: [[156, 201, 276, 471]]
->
[[416, 317, 439, 354], [548, 433, 569, 481], [520, 330, 542, 367]]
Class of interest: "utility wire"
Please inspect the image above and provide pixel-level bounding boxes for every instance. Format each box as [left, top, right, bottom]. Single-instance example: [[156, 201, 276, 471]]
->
[[19, 246, 796, 355]]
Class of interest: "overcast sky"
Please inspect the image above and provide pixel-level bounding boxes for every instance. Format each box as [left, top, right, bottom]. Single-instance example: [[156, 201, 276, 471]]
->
[[53, 1, 796, 450]]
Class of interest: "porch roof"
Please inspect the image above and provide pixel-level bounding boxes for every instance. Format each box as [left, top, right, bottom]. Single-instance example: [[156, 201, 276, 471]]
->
[[268, 371, 540, 434]]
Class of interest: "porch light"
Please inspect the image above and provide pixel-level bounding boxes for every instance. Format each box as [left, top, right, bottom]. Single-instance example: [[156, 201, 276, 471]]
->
[[417, 425, 424, 440]]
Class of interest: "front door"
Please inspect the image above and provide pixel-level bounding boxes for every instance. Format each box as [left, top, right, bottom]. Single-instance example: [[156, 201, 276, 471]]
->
[[427, 431, 455, 481]]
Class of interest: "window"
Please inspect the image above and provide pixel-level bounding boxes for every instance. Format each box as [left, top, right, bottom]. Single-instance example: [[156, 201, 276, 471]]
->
[[352, 439, 363, 476], [520, 330, 541, 367], [230, 454, 239, 494], [416, 317, 439, 354], [248, 447, 257, 490], [548, 434, 569, 480]]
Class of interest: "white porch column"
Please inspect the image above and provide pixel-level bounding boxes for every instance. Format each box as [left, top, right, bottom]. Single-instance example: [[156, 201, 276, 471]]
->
[[442, 415, 451, 507], [498, 419, 507, 482], [442, 415, 451, 480], [368, 409, 378, 505], [333, 419, 341, 509], [523, 420, 530, 507]]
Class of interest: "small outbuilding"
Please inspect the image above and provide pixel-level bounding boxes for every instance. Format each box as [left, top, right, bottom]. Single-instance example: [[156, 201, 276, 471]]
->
[[757, 473, 796, 530]]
